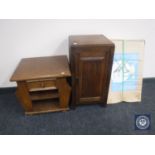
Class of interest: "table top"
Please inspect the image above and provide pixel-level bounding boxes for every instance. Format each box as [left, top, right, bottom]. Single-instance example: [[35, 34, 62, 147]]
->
[[10, 55, 71, 81], [69, 34, 114, 47]]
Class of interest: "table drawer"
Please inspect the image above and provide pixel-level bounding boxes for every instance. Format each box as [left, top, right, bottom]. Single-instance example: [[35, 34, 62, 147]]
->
[[27, 79, 56, 91]]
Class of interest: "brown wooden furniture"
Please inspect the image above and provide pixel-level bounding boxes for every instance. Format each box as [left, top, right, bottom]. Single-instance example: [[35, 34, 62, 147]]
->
[[10, 55, 71, 115], [69, 35, 115, 108]]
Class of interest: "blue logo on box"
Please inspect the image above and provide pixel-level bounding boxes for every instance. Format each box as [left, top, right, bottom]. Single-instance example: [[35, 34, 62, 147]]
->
[[135, 114, 151, 130], [111, 53, 139, 91]]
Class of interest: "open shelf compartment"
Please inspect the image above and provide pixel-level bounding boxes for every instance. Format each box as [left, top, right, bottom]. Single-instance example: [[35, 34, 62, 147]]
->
[[26, 98, 68, 115], [29, 89, 59, 101]]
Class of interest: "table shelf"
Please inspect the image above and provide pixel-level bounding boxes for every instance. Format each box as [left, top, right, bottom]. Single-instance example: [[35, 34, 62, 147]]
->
[[29, 86, 57, 92], [26, 99, 68, 115], [30, 89, 59, 101]]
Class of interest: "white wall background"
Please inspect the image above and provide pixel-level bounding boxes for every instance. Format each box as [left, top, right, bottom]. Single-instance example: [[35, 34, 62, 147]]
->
[[0, 19, 155, 87]]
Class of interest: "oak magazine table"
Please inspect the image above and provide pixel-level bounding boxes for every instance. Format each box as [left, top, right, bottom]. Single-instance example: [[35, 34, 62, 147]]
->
[[10, 55, 71, 115]]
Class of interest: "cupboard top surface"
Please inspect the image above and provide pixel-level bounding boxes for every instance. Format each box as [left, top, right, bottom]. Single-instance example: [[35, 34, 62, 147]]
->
[[69, 34, 114, 47], [10, 55, 71, 81]]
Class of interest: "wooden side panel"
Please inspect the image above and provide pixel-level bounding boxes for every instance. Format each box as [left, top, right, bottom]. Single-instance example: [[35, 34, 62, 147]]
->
[[69, 46, 78, 108], [102, 47, 115, 104], [16, 81, 33, 112], [56, 78, 71, 109]]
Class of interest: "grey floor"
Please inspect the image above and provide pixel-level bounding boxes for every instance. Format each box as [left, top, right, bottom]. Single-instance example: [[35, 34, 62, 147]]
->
[[0, 79, 155, 135]]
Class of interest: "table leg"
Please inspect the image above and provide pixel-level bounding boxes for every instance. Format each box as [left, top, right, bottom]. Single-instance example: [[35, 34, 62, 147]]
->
[[56, 78, 71, 109], [16, 81, 33, 112]]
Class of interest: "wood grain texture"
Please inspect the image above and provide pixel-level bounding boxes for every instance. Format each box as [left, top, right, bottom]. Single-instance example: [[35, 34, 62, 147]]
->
[[10, 55, 71, 115], [10, 55, 71, 81], [69, 34, 114, 47], [30, 89, 59, 101], [25, 99, 69, 115], [16, 81, 33, 112], [69, 35, 115, 108], [27, 79, 56, 91], [56, 78, 71, 109]]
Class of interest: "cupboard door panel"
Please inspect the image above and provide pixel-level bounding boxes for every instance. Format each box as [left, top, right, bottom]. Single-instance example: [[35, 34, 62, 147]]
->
[[69, 35, 115, 108], [76, 50, 108, 103]]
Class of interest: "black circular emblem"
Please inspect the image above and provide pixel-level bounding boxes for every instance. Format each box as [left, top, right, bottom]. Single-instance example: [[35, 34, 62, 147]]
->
[[136, 115, 150, 130]]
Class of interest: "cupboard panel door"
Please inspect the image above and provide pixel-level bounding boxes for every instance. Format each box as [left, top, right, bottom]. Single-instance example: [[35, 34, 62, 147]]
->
[[76, 50, 108, 103], [69, 35, 115, 108]]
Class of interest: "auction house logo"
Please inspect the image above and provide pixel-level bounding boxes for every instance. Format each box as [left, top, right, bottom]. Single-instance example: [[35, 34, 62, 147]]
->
[[135, 114, 151, 130]]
